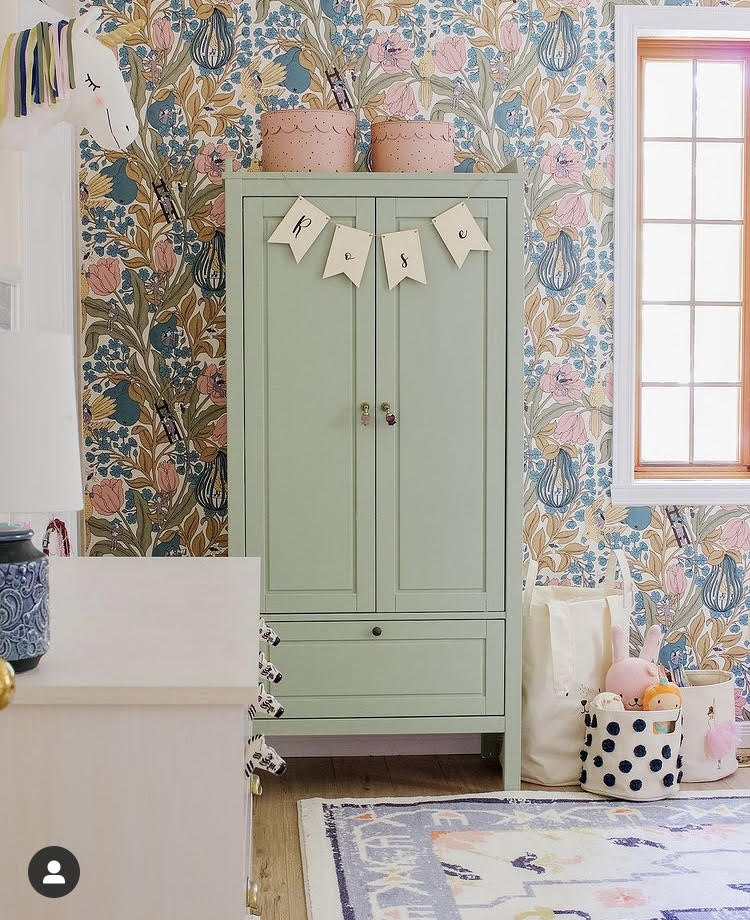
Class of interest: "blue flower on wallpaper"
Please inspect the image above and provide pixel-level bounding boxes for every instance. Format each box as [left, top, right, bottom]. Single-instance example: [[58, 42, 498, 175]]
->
[[494, 93, 523, 135], [275, 47, 311, 93]]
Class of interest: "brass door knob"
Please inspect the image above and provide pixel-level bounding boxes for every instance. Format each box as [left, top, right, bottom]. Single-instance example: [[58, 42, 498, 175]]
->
[[0, 659, 15, 711], [247, 879, 261, 915]]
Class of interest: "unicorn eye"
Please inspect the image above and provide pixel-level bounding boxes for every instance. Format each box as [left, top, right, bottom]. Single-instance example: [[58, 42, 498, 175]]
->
[[85, 73, 101, 92]]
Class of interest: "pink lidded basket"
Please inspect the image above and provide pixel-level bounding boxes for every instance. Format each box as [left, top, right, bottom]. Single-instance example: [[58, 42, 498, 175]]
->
[[260, 109, 356, 172], [370, 120, 455, 172]]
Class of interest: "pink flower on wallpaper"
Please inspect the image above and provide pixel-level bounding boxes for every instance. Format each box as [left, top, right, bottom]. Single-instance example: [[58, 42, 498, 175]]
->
[[367, 31, 413, 74], [540, 144, 585, 185], [90, 479, 124, 516], [664, 562, 686, 596], [597, 888, 647, 909], [554, 411, 587, 446], [540, 363, 585, 402], [195, 143, 240, 185], [434, 35, 466, 73], [554, 192, 588, 228], [157, 460, 179, 494], [154, 239, 176, 275], [383, 82, 419, 118], [735, 687, 746, 720], [151, 17, 174, 52], [604, 152, 615, 185], [210, 192, 226, 228], [211, 414, 228, 447], [498, 20, 522, 53], [604, 371, 614, 402], [88, 257, 121, 297], [197, 364, 227, 406], [721, 518, 750, 551]]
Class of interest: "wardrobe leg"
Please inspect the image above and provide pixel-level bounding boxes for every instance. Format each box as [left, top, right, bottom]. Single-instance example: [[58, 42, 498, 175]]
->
[[481, 733, 502, 763], [501, 730, 522, 792]]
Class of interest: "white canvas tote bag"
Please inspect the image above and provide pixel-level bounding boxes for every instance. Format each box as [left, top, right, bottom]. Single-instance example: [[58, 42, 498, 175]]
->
[[680, 670, 738, 782], [521, 549, 632, 786]]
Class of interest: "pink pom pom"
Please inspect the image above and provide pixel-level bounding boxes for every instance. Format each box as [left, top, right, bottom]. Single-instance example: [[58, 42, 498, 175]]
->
[[705, 720, 738, 760]]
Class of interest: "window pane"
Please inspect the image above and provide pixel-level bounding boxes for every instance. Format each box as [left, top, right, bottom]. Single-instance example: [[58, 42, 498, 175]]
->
[[694, 386, 739, 462], [641, 304, 690, 382], [643, 141, 692, 219], [641, 224, 692, 301], [641, 387, 690, 462], [694, 305, 741, 383], [696, 142, 743, 220], [694, 225, 742, 302], [643, 60, 693, 138], [696, 60, 744, 139]]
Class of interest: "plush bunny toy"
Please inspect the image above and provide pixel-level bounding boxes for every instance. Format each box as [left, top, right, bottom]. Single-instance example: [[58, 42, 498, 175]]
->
[[605, 624, 662, 710]]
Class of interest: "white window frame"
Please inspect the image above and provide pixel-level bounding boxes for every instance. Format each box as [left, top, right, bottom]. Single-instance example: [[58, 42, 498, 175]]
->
[[614, 4, 750, 505]]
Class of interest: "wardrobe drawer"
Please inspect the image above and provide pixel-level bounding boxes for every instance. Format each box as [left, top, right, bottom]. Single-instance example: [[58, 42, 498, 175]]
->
[[262, 619, 504, 719]]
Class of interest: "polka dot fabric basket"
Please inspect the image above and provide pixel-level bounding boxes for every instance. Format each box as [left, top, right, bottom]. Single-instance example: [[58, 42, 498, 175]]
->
[[580, 707, 684, 801]]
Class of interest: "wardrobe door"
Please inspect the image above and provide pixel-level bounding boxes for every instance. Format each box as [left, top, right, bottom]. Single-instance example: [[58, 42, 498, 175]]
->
[[376, 197, 506, 613], [243, 197, 375, 613]]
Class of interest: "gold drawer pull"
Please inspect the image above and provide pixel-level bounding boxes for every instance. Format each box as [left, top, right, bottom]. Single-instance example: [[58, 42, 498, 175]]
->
[[247, 879, 261, 914], [0, 660, 15, 711]]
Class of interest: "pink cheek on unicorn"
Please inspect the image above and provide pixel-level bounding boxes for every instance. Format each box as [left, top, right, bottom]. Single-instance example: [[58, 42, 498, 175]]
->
[[95, 94, 105, 106]]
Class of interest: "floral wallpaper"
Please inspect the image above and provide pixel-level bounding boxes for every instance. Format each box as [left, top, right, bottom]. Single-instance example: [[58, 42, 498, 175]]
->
[[79, 0, 750, 715]]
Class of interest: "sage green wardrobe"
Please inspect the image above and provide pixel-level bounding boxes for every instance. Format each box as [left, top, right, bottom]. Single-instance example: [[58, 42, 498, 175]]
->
[[227, 172, 523, 787]]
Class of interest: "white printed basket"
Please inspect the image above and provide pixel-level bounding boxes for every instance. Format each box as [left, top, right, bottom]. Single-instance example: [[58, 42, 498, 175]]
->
[[580, 707, 683, 801], [681, 670, 738, 782]]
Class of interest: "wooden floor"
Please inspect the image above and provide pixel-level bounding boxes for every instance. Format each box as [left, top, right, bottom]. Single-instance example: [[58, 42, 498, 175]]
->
[[253, 754, 750, 920]]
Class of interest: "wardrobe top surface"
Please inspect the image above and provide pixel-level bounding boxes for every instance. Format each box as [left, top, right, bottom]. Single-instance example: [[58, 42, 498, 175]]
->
[[223, 170, 525, 196], [10, 557, 259, 706]]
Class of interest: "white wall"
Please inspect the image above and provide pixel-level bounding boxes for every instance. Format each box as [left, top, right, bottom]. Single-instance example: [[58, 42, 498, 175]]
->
[[0, 0, 80, 552]]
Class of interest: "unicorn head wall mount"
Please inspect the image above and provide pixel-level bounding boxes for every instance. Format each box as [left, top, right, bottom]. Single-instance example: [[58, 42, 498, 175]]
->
[[0, 4, 139, 151]]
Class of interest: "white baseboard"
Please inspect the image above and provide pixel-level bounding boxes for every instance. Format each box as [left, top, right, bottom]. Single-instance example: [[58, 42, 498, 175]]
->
[[266, 734, 482, 757]]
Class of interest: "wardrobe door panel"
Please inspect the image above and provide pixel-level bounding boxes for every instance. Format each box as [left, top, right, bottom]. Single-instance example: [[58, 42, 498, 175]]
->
[[243, 196, 375, 613], [376, 197, 506, 612]]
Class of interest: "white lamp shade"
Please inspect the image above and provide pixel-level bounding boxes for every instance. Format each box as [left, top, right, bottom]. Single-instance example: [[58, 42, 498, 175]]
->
[[0, 332, 84, 511]]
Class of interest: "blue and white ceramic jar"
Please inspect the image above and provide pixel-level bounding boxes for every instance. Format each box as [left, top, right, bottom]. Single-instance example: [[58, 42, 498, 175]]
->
[[0, 528, 49, 672]]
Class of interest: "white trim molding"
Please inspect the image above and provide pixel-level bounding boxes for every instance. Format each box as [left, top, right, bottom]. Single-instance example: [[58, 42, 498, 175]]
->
[[613, 5, 750, 506]]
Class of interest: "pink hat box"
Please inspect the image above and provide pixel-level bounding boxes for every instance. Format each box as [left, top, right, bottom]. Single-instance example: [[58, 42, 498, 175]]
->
[[371, 120, 455, 173], [260, 109, 356, 172]]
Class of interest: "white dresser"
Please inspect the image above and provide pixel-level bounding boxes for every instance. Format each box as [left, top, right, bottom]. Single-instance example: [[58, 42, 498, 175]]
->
[[0, 557, 259, 920]]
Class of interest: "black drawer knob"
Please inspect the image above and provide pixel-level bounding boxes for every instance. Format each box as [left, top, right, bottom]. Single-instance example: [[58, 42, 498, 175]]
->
[[371, 626, 382, 637]]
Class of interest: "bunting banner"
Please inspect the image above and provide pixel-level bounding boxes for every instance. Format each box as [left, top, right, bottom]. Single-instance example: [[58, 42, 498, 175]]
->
[[268, 196, 329, 263], [323, 224, 373, 288], [432, 202, 492, 268], [268, 198, 490, 287], [381, 229, 426, 290]]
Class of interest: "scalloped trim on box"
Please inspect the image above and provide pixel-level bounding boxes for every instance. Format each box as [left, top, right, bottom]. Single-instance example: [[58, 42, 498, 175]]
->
[[261, 122, 357, 138], [371, 123, 455, 142]]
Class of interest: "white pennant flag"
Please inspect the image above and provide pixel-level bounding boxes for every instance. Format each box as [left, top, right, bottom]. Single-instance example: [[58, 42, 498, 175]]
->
[[432, 202, 492, 268], [381, 229, 426, 290], [323, 224, 374, 288], [268, 196, 329, 263]]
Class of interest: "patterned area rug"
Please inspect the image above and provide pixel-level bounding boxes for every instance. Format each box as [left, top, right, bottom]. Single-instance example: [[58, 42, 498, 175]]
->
[[298, 790, 750, 920]]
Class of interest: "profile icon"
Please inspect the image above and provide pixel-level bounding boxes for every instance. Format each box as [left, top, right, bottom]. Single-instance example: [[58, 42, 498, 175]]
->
[[43, 860, 65, 885], [28, 846, 80, 898]]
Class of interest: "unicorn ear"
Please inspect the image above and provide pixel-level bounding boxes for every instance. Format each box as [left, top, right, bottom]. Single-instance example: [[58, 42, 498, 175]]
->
[[74, 8, 102, 36]]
